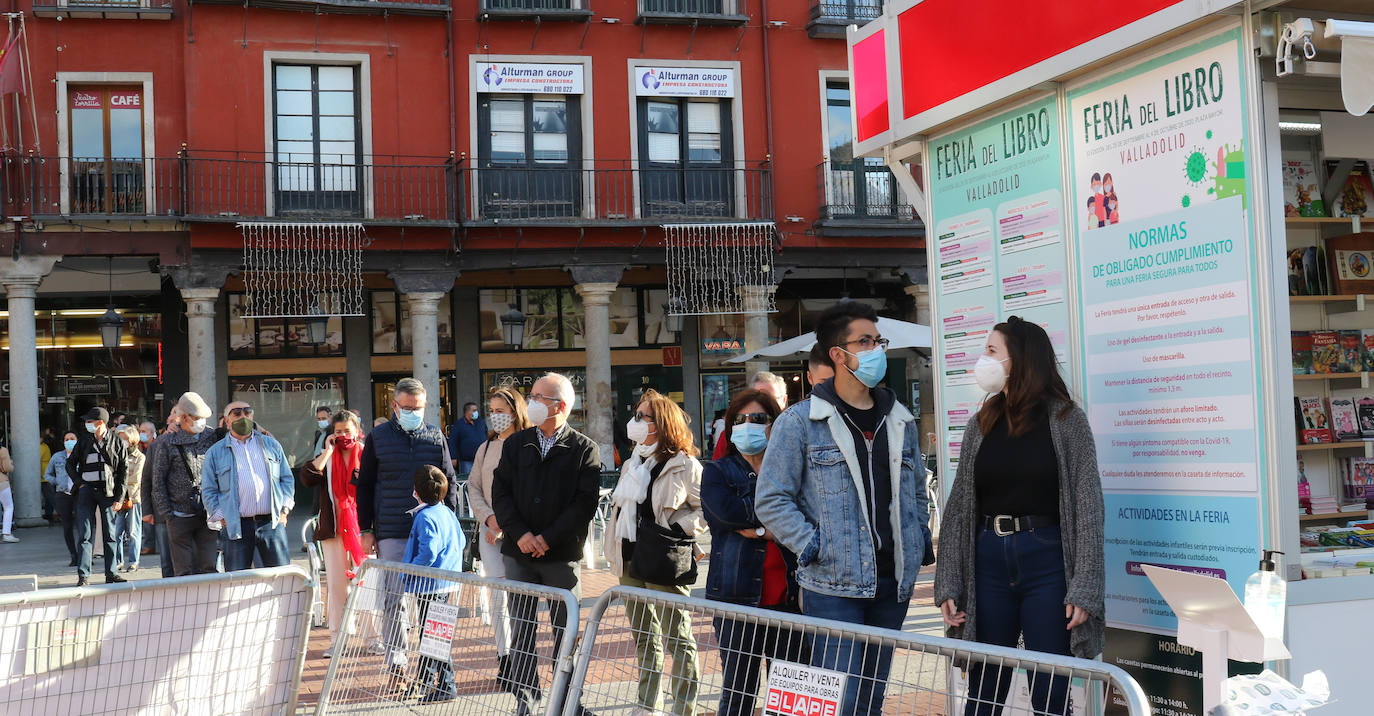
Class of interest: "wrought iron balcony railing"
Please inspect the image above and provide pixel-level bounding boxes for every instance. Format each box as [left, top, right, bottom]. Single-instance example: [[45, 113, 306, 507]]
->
[[479, 0, 591, 20], [808, 0, 882, 38], [4, 154, 458, 226], [188, 0, 449, 17], [458, 160, 772, 225], [32, 0, 173, 19], [817, 160, 918, 228], [637, 0, 748, 26]]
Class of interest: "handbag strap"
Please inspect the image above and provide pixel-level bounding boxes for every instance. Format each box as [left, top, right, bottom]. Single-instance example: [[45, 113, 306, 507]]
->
[[636, 457, 669, 525]]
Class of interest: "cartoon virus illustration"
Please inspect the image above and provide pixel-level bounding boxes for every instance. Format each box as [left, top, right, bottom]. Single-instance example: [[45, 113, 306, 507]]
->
[[1206, 130, 1214, 139], [1212, 142, 1248, 208], [1184, 147, 1209, 183], [1182, 195, 1192, 207]]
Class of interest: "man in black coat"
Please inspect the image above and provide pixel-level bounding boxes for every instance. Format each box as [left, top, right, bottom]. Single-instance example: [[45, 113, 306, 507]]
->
[[66, 407, 130, 586], [491, 372, 600, 716]]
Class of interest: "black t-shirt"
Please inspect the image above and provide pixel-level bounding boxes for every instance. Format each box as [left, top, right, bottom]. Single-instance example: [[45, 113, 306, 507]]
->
[[974, 408, 1060, 517], [836, 394, 896, 577]]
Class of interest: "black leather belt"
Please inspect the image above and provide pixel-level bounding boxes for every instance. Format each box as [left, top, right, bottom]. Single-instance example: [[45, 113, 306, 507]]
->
[[982, 514, 1059, 537]]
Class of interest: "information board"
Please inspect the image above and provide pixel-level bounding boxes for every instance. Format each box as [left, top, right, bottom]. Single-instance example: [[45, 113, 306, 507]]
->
[[1067, 28, 1263, 634], [929, 95, 1072, 480]]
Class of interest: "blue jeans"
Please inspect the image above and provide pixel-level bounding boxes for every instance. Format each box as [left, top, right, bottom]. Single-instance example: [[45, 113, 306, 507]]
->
[[458, 460, 474, 476], [712, 605, 811, 716], [223, 515, 290, 571], [800, 577, 909, 716], [965, 526, 1072, 716], [75, 484, 117, 579], [112, 503, 143, 568]]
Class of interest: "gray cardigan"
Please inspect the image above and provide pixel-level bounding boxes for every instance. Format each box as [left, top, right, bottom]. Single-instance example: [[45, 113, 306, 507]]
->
[[933, 400, 1105, 659]]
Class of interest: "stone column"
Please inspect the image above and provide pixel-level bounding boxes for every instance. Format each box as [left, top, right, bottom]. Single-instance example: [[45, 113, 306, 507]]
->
[[0, 256, 60, 527], [344, 315, 374, 427], [181, 288, 221, 405], [570, 265, 624, 470], [451, 287, 482, 413], [740, 284, 776, 379], [406, 292, 445, 426], [389, 269, 458, 427]]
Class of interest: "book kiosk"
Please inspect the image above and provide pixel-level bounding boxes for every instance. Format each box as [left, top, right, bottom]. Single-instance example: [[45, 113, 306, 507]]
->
[[847, 3, 1374, 715]]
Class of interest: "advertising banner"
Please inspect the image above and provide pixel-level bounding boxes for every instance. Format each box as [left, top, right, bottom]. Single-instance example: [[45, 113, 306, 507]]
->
[[417, 601, 460, 662], [763, 661, 846, 716], [1068, 28, 1262, 634], [928, 95, 1072, 480], [634, 66, 735, 98], [475, 62, 584, 95]]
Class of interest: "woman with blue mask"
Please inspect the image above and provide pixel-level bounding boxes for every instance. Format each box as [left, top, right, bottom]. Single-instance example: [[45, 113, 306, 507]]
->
[[700, 388, 807, 716]]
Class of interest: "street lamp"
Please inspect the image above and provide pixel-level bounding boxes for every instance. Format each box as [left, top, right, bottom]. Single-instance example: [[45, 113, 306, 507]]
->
[[500, 304, 526, 349], [99, 257, 124, 349], [663, 296, 687, 334], [303, 303, 329, 345]]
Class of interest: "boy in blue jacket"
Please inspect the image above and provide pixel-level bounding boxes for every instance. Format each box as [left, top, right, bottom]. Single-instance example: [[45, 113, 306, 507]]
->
[[405, 465, 465, 704]]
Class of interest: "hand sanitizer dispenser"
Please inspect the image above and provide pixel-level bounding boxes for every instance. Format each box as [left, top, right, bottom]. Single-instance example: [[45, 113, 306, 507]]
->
[[1243, 550, 1286, 641]]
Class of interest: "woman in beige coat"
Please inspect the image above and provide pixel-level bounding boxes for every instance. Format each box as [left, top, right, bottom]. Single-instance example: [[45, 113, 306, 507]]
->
[[466, 386, 530, 690], [604, 389, 705, 716]]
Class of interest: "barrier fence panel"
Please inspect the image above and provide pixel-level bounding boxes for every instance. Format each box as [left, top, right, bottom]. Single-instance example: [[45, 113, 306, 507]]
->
[[318, 559, 581, 716], [565, 586, 1153, 716], [0, 566, 313, 715]]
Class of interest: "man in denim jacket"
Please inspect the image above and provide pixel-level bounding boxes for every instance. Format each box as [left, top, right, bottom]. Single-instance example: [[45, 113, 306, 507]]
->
[[201, 401, 295, 571], [756, 300, 933, 716]]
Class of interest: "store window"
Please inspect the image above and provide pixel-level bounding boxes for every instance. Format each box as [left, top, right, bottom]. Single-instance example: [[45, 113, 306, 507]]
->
[[567, 287, 639, 349], [478, 287, 673, 351], [68, 86, 145, 214], [273, 64, 362, 215], [477, 94, 582, 219], [226, 294, 344, 359], [477, 288, 570, 350], [231, 376, 346, 467], [638, 98, 733, 217], [370, 291, 454, 355], [373, 372, 456, 433], [823, 80, 898, 219], [482, 368, 587, 434], [640, 289, 680, 346]]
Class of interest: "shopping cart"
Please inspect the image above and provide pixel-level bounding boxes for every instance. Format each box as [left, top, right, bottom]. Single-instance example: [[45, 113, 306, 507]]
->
[[301, 516, 327, 628]]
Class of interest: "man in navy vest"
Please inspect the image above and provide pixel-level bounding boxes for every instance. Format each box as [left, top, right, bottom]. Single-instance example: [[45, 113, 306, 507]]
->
[[357, 377, 459, 674]]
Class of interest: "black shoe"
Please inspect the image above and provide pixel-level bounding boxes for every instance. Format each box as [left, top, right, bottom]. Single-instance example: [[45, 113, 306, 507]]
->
[[68, 558, 78, 567], [76, 577, 89, 587], [106, 574, 127, 584], [496, 653, 515, 693], [419, 687, 456, 704]]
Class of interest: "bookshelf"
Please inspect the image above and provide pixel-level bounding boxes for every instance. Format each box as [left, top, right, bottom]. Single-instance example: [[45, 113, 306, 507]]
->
[[1296, 441, 1374, 457]]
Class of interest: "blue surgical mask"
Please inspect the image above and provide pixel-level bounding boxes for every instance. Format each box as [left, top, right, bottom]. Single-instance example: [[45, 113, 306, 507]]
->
[[730, 423, 769, 455], [85, 422, 98, 435], [397, 409, 424, 432], [841, 346, 888, 388], [64, 439, 77, 451]]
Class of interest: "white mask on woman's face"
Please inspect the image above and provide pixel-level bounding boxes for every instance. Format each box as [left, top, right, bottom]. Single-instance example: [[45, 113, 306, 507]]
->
[[488, 412, 514, 434], [973, 355, 1010, 393]]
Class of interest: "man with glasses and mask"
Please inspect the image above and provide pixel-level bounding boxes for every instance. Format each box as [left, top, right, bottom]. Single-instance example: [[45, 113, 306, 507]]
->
[[356, 377, 458, 674], [151, 393, 219, 576], [491, 372, 600, 716], [756, 300, 933, 716], [201, 401, 296, 571]]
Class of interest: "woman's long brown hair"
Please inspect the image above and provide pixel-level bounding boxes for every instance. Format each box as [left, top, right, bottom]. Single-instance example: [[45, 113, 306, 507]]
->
[[976, 316, 1074, 437], [637, 389, 700, 461]]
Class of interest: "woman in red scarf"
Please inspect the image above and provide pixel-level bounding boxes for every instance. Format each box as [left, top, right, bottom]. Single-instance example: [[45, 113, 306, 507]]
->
[[301, 410, 367, 657]]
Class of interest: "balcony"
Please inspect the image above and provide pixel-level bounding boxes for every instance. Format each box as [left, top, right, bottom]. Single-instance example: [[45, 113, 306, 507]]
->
[[808, 0, 882, 38], [637, 0, 748, 27], [816, 161, 922, 237], [33, 0, 173, 19], [458, 160, 772, 226], [188, 0, 448, 17], [479, 0, 591, 21], [8, 154, 457, 226]]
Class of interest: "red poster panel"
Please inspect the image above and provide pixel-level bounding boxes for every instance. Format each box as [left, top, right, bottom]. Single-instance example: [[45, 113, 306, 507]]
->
[[898, 0, 1183, 120], [852, 30, 890, 144], [108, 91, 141, 109]]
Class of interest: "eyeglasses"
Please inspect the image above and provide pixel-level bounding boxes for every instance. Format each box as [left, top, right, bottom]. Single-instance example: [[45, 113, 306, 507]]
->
[[528, 393, 562, 406], [839, 336, 890, 351], [227, 407, 254, 417], [634, 412, 656, 423], [734, 412, 772, 425]]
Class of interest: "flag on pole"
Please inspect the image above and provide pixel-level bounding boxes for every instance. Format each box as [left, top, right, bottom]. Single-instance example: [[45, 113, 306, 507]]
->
[[0, 31, 23, 96]]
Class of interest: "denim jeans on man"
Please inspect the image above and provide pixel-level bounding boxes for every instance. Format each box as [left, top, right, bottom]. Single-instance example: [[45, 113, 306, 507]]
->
[[223, 514, 290, 571], [964, 526, 1071, 716], [712, 606, 811, 716], [112, 502, 143, 569], [801, 577, 909, 716], [75, 484, 118, 579]]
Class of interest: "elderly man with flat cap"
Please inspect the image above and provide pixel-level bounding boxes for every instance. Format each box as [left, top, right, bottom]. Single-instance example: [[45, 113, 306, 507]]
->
[[149, 392, 220, 576], [66, 406, 131, 586]]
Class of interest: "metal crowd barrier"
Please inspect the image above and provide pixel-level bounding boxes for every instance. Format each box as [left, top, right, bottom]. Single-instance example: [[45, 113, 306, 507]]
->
[[0, 566, 313, 715], [317, 559, 582, 716], [565, 586, 1153, 716]]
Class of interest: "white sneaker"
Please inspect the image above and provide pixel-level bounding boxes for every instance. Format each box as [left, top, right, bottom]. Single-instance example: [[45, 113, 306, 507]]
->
[[1, 534, 17, 543], [367, 642, 387, 656], [388, 650, 408, 669], [322, 645, 334, 659]]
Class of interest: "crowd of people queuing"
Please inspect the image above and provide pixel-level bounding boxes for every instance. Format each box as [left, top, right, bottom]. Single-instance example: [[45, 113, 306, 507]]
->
[[7, 299, 1104, 716]]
